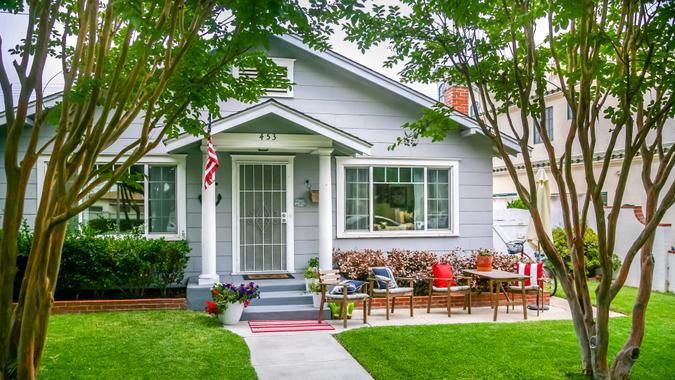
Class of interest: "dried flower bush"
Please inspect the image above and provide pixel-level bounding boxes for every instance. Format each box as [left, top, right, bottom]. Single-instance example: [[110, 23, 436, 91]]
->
[[333, 248, 386, 280]]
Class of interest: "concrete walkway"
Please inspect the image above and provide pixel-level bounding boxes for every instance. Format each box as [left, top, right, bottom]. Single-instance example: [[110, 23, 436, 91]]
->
[[225, 297, 624, 380]]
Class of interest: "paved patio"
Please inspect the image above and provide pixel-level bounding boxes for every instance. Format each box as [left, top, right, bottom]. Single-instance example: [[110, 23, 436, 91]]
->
[[225, 297, 624, 380]]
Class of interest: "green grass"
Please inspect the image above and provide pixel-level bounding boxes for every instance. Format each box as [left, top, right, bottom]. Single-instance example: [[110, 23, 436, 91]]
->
[[40, 311, 257, 380], [337, 285, 675, 379]]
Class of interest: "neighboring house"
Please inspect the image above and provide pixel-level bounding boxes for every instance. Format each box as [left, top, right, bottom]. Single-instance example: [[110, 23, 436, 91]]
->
[[1, 35, 519, 313], [441, 83, 675, 245]]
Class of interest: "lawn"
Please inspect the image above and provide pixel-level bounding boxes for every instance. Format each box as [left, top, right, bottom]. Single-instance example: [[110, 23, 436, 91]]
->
[[337, 284, 675, 379], [40, 311, 256, 380]]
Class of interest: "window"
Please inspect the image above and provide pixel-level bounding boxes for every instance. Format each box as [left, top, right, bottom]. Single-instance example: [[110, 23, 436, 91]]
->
[[235, 57, 295, 97], [38, 155, 187, 239], [337, 158, 459, 237], [533, 106, 553, 144]]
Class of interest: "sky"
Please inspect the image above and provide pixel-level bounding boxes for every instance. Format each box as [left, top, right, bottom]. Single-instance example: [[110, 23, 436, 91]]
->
[[0, 10, 439, 112]]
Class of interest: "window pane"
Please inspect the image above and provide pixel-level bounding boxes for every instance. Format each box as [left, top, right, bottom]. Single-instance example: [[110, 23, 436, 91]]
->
[[373, 167, 385, 182], [148, 165, 177, 233], [427, 169, 449, 229], [84, 165, 145, 234], [345, 168, 369, 231], [372, 166, 425, 231]]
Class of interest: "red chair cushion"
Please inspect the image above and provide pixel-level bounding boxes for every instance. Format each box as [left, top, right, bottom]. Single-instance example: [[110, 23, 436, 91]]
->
[[515, 262, 543, 287], [432, 263, 457, 288]]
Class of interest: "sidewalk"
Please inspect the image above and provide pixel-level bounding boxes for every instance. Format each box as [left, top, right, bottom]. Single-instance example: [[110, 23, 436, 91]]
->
[[225, 298, 624, 380]]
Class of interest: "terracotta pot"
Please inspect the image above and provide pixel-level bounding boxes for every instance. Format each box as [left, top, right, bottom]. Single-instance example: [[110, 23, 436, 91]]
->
[[476, 255, 494, 271]]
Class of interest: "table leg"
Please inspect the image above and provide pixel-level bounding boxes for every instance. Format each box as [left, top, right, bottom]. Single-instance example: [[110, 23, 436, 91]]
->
[[521, 284, 527, 320], [489, 280, 494, 309], [493, 281, 500, 322]]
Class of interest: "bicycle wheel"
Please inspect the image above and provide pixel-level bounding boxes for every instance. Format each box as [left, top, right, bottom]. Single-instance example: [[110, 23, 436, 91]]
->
[[541, 267, 557, 297]]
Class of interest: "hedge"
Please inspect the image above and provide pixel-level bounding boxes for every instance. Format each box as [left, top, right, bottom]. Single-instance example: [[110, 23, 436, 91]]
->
[[14, 223, 190, 299]]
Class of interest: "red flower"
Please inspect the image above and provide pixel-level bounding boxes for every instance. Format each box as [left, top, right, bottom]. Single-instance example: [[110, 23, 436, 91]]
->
[[212, 290, 219, 296], [205, 301, 219, 315], [244, 300, 251, 308]]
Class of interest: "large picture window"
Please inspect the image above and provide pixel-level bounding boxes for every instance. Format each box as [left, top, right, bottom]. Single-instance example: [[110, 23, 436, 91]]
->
[[338, 158, 459, 237]]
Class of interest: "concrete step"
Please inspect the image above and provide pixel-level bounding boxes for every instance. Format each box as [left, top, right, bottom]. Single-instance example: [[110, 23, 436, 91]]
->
[[254, 290, 313, 306], [255, 278, 307, 292], [242, 304, 330, 321]]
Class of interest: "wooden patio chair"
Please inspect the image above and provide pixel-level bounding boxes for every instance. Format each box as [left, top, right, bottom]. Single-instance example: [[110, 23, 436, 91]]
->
[[318, 269, 369, 328], [367, 267, 415, 320], [426, 263, 473, 317], [507, 262, 545, 316]]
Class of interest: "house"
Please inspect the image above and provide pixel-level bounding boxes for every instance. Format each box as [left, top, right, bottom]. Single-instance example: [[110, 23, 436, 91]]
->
[[440, 84, 675, 243], [1, 35, 519, 316]]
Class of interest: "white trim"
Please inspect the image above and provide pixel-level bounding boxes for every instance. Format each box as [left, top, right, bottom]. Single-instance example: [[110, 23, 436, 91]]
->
[[165, 100, 372, 155], [210, 133, 332, 153], [231, 155, 295, 274], [335, 157, 460, 239], [36, 154, 187, 240]]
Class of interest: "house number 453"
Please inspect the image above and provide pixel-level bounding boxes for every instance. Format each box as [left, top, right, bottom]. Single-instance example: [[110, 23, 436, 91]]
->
[[259, 133, 277, 141]]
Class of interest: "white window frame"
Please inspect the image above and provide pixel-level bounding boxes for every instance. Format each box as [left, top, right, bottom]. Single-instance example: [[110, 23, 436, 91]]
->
[[233, 57, 295, 98], [336, 157, 460, 238], [36, 154, 187, 240]]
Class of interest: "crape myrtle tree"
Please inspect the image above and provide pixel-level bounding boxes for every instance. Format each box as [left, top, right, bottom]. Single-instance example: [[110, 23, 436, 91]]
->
[[344, 0, 674, 379], [0, 0, 356, 378]]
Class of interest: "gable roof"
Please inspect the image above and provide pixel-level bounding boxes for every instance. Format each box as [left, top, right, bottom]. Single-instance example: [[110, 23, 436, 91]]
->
[[277, 35, 520, 155], [164, 99, 372, 154]]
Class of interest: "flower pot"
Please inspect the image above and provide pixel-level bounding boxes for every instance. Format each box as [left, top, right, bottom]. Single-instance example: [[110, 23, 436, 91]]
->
[[312, 293, 323, 308], [476, 255, 494, 271], [305, 278, 319, 292], [218, 302, 245, 325]]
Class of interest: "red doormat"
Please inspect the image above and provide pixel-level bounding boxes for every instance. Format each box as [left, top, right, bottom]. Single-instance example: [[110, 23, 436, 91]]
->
[[248, 320, 335, 333]]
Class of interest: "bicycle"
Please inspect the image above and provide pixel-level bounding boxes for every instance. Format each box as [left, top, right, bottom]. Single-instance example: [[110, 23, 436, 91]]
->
[[505, 240, 558, 297]]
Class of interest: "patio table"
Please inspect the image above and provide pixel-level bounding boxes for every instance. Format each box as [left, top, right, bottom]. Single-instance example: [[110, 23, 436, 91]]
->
[[462, 269, 530, 321]]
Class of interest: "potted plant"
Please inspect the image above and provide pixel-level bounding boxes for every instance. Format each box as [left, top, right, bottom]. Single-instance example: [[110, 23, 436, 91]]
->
[[475, 249, 495, 271], [308, 281, 323, 308], [304, 257, 320, 292], [328, 302, 354, 319], [206, 282, 260, 325]]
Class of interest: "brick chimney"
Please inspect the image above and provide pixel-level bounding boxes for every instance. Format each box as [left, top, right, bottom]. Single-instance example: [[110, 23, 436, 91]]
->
[[442, 85, 470, 115]]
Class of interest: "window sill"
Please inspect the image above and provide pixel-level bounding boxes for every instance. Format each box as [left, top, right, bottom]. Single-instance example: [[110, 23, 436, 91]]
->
[[336, 230, 459, 239]]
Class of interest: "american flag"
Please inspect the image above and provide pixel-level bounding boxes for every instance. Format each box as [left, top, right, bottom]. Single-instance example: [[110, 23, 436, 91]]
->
[[203, 136, 219, 189]]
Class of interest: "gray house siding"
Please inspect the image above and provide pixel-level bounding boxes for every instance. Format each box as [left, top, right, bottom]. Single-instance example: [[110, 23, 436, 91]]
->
[[1, 35, 495, 279]]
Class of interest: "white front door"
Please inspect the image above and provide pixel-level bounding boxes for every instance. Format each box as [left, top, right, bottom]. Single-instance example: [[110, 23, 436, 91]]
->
[[232, 156, 294, 273]]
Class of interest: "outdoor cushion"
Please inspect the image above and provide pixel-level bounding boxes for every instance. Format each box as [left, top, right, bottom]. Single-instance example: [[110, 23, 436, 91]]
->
[[326, 293, 368, 300], [331, 280, 366, 295], [432, 263, 457, 288], [371, 267, 398, 289], [432, 285, 470, 292], [515, 262, 543, 287], [372, 287, 414, 294], [509, 284, 539, 291]]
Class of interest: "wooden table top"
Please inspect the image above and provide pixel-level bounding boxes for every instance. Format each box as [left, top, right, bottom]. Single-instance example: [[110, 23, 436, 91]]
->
[[463, 269, 529, 280]]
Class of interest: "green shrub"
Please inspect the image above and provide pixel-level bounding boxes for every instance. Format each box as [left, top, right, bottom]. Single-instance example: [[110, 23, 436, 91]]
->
[[506, 198, 527, 209], [553, 226, 620, 277], [14, 223, 190, 299]]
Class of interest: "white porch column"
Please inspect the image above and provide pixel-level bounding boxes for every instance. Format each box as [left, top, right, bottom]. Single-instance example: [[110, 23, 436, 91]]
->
[[199, 153, 219, 285], [314, 148, 334, 270]]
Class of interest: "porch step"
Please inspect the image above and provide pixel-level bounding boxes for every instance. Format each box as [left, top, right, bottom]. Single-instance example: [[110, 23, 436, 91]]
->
[[255, 290, 313, 306], [254, 278, 306, 292], [241, 304, 329, 321]]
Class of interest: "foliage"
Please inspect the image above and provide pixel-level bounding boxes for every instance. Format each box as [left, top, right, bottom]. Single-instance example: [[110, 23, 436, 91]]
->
[[308, 257, 320, 268], [333, 249, 386, 280], [506, 198, 527, 210], [41, 311, 257, 379], [308, 281, 322, 294], [15, 226, 190, 299], [207, 282, 260, 316], [553, 227, 620, 278], [476, 248, 495, 257]]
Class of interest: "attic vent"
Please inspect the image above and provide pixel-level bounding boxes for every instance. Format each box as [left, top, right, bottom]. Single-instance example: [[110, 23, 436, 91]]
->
[[237, 57, 295, 98]]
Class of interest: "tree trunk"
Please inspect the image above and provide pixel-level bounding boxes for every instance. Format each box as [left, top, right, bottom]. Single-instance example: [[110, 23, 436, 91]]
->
[[609, 237, 655, 379]]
